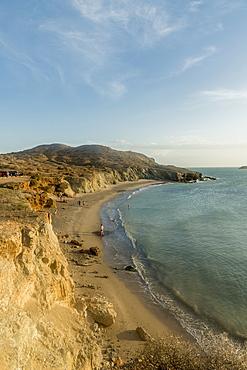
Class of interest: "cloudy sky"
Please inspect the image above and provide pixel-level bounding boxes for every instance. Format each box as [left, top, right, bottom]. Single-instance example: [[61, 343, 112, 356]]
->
[[1, 0, 247, 167]]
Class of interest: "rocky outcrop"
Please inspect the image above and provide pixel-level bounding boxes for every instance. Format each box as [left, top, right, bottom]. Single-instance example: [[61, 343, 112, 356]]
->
[[77, 295, 117, 327], [0, 164, 201, 202], [65, 166, 201, 194], [0, 210, 102, 369]]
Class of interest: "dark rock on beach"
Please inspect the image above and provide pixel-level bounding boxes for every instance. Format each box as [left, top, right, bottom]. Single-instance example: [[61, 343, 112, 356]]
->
[[125, 265, 137, 272]]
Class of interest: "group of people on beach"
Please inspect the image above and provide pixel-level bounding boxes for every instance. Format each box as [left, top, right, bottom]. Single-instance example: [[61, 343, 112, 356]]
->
[[77, 200, 86, 206]]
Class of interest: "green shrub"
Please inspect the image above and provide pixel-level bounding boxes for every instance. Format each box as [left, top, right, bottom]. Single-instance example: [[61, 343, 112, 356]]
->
[[30, 174, 43, 180], [55, 182, 68, 193], [29, 179, 38, 187], [41, 185, 55, 193]]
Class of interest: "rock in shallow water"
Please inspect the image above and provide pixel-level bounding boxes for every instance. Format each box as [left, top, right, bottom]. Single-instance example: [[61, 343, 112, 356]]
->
[[125, 265, 137, 272]]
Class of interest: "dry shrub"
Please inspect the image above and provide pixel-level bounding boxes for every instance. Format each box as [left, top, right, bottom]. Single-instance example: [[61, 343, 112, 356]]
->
[[29, 179, 38, 187], [120, 333, 247, 370], [55, 182, 68, 193], [0, 189, 31, 211], [30, 174, 43, 180], [41, 185, 55, 194]]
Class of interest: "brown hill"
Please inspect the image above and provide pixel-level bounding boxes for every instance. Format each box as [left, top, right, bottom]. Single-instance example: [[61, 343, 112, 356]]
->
[[2, 143, 201, 181], [16, 144, 156, 169], [0, 144, 202, 200]]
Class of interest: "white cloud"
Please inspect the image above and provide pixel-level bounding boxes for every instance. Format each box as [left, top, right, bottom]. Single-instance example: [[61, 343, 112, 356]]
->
[[162, 46, 218, 81], [83, 68, 130, 98], [38, 1, 184, 97], [216, 23, 224, 31], [111, 138, 247, 167], [181, 46, 217, 72], [71, 0, 182, 47], [198, 89, 247, 101], [112, 137, 222, 152], [188, 1, 204, 12], [39, 21, 131, 97], [113, 139, 247, 150], [39, 23, 106, 66], [214, 0, 245, 14], [3, 0, 241, 98], [0, 34, 40, 77]]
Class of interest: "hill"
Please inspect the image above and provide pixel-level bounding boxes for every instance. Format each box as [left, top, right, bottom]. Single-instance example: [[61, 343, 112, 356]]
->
[[16, 143, 156, 169], [1, 143, 201, 183], [0, 144, 202, 201]]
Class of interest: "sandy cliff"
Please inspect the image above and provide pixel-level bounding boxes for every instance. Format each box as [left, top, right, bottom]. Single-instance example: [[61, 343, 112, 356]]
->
[[0, 209, 102, 369], [65, 166, 200, 194]]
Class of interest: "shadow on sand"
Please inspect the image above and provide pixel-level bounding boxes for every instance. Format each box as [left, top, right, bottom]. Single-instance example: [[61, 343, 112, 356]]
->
[[117, 330, 141, 342]]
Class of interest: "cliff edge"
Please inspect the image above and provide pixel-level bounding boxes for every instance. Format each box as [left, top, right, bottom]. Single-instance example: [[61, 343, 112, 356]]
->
[[0, 192, 102, 369]]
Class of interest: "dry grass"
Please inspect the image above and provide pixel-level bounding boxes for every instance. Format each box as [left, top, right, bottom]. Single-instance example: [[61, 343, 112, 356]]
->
[[0, 188, 31, 211]]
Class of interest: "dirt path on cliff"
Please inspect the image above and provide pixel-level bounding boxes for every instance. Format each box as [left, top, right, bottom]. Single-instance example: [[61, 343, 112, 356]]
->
[[51, 180, 194, 364]]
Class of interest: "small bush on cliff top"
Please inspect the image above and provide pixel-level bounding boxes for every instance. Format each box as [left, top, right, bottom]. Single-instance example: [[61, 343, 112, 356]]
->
[[30, 174, 43, 180], [55, 182, 68, 193], [29, 179, 38, 187], [120, 333, 247, 370], [0, 188, 31, 211]]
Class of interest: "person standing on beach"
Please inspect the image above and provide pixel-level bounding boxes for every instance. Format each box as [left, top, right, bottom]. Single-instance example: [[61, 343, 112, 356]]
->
[[100, 223, 104, 236]]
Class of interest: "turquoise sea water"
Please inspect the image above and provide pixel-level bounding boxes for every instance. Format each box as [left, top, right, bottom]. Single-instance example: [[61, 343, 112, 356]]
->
[[100, 168, 247, 341]]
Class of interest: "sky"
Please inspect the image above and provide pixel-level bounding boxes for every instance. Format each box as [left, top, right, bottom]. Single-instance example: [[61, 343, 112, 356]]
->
[[1, 0, 247, 167]]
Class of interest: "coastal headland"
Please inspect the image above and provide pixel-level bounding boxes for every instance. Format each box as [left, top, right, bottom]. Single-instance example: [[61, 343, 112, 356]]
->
[[0, 144, 201, 368]]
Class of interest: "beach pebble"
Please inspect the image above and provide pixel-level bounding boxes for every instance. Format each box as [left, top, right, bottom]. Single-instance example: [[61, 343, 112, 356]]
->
[[136, 327, 153, 341]]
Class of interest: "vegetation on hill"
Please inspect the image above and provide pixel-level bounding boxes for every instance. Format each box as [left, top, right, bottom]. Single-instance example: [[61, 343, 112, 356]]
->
[[0, 143, 202, 182], [0, 188, 31, 211]]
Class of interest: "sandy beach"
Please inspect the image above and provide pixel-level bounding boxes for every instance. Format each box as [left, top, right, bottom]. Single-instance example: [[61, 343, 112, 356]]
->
[[52, 180, 194, 363]]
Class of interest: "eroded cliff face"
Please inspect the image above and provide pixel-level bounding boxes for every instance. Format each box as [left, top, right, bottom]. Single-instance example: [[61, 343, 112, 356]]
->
[[65, 167, 201, 194], [0, 211, 102, 369]]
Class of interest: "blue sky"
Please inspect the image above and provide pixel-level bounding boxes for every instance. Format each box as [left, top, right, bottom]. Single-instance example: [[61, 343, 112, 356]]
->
[[1, 0, 247, 166]]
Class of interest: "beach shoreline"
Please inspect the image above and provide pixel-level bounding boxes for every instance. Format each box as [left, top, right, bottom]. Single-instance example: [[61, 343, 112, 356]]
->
[[52, 180, 194, 362]]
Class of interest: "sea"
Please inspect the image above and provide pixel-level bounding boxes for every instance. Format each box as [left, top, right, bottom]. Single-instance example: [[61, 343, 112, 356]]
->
[[100, 168, 247, 343]]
